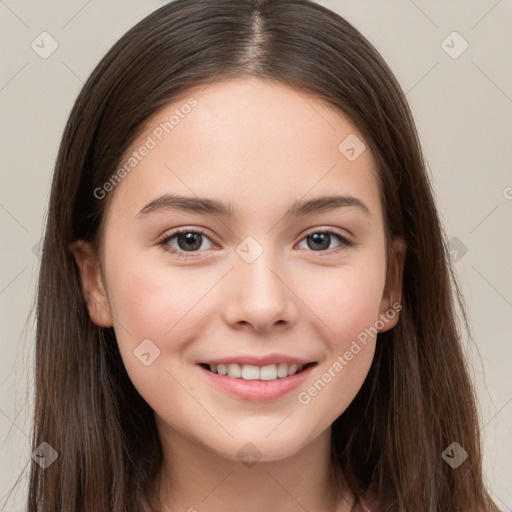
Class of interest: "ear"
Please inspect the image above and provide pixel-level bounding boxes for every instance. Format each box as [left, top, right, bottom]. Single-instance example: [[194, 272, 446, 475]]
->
[[378, 235, 406, 332], [69, 240, 113, 328]]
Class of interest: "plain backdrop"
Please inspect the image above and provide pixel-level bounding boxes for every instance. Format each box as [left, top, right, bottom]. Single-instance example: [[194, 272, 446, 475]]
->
[[0, 0, 511, 510]]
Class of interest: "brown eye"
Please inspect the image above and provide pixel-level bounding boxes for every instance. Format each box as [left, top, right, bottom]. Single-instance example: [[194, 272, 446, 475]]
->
[[297, 230, 353, 253], [158, 228, 215, 257]]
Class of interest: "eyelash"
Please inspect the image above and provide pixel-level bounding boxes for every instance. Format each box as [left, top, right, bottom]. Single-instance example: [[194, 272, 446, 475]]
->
[[157, 227, 355, 260]]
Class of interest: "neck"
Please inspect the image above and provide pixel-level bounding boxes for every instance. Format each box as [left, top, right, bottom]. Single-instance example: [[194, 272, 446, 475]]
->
[[148, 421, 354, 512]]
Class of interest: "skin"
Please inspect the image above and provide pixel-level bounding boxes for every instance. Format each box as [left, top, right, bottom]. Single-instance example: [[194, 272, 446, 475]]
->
[[71, 77, 406, 512]]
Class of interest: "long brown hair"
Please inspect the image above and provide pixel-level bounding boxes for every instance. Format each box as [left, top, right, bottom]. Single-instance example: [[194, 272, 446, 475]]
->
[[12, 0, 500, 510]]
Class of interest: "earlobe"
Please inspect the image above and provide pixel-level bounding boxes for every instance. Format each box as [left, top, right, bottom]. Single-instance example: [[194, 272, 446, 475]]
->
[[378, 236, 407, 332], [69, 240, 113, 328]]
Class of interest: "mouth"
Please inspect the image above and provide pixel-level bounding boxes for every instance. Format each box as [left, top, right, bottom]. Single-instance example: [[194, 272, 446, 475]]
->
[[198, 362, 316, 381], [197, 360, 317, 401]]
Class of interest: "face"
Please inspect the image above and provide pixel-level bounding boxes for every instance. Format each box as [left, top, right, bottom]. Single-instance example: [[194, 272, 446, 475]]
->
[[72, 77, 405, 463]]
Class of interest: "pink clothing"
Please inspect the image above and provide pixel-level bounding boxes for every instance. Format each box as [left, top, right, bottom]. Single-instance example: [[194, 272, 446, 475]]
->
[[140, 494, 152, 512], [355, 493, 379, 511]]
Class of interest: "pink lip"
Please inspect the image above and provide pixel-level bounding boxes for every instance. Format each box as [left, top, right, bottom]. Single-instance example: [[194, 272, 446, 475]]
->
[[197, 362, 316, 402], [199, 353, 314, 366]]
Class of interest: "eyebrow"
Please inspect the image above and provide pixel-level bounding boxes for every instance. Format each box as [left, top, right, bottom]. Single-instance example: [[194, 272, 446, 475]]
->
[[136, 193, 371, 219]]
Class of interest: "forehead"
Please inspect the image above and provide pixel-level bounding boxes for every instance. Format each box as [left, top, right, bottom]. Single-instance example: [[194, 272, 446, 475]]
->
[[105, 77, 382, 224]]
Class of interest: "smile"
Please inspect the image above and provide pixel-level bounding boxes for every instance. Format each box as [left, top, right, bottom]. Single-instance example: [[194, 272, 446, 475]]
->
[[200, 362, 315, 381], [197, 359, 318, 401]]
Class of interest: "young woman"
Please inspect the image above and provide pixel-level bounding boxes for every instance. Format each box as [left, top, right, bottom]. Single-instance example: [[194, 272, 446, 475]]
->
[[20, 0, 501, 510]]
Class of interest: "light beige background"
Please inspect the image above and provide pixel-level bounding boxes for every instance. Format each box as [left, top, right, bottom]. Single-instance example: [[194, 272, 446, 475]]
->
[[1, 0, 511, 510]]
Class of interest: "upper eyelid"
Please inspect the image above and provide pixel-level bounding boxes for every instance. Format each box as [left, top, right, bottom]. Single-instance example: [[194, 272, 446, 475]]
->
[[301, 226, 352, 239], [159, 227, 218, 245]]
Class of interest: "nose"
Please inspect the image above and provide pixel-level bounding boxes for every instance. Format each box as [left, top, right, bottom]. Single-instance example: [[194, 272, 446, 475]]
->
[[223, 248, 298, 334]]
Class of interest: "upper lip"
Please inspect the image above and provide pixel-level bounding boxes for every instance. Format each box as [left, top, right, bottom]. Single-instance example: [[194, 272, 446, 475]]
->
[[199, 354, 316, 366]]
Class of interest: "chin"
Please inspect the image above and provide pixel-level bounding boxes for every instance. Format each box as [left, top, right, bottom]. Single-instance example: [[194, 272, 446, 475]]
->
[[204, 430, 316, 465]]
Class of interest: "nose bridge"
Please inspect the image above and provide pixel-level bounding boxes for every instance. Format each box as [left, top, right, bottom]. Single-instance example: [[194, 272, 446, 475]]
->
[[224, 237, 295, 330]]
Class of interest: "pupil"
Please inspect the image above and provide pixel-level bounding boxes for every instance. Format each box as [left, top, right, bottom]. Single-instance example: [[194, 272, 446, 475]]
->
[[179, 232, 201, 251], [309, 232, 329, 251]]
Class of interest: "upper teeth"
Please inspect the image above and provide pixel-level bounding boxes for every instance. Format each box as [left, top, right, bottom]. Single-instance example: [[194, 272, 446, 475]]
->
[[209, 363, 304, 380]]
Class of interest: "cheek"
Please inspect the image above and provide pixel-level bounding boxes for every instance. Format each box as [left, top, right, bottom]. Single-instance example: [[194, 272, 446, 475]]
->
[[105, 242, 208, 334], [299, 261, 386, 348], [104, 260, 199, 415], [292, 261, 385, 416], [295, 303, 379, 428], [102, 251, 189, 367], [103, 251, 226, 379]]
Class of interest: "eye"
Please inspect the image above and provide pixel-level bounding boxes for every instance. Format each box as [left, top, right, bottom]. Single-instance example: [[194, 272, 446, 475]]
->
[[296, 229, 354, 254], [157, 227, 354, 259], [157, 228, 216, 258]]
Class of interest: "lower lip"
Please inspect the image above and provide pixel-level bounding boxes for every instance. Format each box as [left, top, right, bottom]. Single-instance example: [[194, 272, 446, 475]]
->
[[197, 364, 316, 401]]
